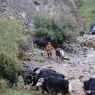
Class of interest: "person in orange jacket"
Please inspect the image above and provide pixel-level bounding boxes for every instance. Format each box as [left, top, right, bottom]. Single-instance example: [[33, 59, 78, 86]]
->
[[46, 42, 54, 58]]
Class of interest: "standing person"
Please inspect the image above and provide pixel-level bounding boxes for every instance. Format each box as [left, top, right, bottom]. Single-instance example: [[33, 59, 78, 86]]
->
[[46, 42, 54, 58]]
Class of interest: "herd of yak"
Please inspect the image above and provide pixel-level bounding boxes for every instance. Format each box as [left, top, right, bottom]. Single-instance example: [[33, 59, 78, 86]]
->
[[17, 63, 95, 95], [1, 55, 95, 95], [33, 38, 74, 53], [1, 38, 95, 95]]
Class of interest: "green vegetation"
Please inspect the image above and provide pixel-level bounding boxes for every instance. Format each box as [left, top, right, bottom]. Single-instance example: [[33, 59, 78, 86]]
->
[[0, 16, 28, 56], [1, 0, 95, 94], [0, 16, 30, 90], [0, 88, 32, 95], [74, 0, 85, 9], [0, 79, 8, 95], [21, 54, 31, 61], [79, 0, 95, 32], [33, 15, 78, 46], [0, 51, 19, 87]]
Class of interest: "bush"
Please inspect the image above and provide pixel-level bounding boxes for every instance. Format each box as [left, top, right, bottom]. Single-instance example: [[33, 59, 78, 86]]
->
[[0, 15, 35, 91], [0, 16, 28, 56], [33, 28, 54, 40], [33, 15, 78, 47], [0, 16, 28, 87], [0, 51, 19, 87]]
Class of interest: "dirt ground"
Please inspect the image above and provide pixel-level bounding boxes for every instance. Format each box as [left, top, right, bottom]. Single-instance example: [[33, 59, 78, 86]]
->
[[22, 45, 95, 95]]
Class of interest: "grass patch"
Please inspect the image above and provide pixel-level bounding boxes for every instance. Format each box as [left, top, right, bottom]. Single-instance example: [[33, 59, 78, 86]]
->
[[34, 55, 47, 62], [22, 55, 31, 61], [1, 89, 32, 95]]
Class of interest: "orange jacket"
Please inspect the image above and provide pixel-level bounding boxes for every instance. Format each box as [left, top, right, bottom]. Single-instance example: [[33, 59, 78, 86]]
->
[[46, 43, 54, 54]]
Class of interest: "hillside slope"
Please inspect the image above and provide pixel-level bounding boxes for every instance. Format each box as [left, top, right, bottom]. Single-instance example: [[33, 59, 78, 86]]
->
[[0, 0, 83, 28]]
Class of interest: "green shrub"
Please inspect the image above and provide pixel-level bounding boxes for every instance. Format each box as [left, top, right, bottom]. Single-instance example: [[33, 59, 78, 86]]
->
[[0, 16, 28, 56], [33, 15, 78, 46], [0, 16, 28, 87], [0, 51, 19, 87], [33, 28, 54, 40]]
